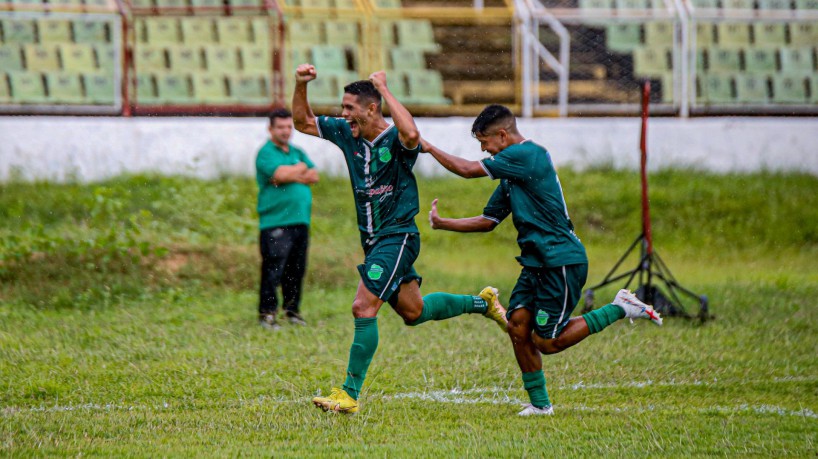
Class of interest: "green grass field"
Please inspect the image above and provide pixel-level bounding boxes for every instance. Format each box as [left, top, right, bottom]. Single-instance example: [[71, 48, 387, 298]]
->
[[1, 170, 817, 457]]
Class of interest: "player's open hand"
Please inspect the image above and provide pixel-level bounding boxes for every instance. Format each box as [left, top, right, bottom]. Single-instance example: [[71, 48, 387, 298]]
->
[[295, 64, 317, 83], [368, 71, 387, 92], [429, 198, 442, 229]]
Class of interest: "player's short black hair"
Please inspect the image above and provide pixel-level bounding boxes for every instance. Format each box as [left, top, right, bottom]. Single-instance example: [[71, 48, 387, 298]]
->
[[269, 108, 292, 125], [471, 104, 516, 137], [344, 80, 382, 109]]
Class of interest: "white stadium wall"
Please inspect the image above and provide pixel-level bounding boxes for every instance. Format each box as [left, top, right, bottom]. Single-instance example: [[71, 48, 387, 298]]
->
[[1, 117, 817, 182]]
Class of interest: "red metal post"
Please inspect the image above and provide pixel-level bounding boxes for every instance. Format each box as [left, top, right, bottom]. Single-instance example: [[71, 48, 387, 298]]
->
[[640, 80, 652, 256]]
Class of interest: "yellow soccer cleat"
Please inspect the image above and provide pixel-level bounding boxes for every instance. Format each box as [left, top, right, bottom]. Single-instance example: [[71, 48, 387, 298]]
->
[[312, 387, 359, 414], [479, 286, 508, 332]]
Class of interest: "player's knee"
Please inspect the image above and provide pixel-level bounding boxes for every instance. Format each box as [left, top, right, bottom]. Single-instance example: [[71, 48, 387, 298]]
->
[[535, 336, 562, 355], [507, 318, 528, 341], [351, 298, 377, 318]]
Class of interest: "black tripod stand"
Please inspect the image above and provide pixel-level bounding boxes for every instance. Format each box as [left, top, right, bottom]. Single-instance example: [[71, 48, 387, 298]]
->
[[582, 81, 712, 322]]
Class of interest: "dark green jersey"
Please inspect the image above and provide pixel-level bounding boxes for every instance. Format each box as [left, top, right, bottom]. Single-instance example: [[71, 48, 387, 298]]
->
[[316, 116, 421, 242], [480, 140, 587, 268]]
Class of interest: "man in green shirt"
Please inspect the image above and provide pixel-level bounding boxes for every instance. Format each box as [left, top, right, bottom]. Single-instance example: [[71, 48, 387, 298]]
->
[[256, 108, 319, 331], [292, 64, 508, 414], [422, 104, 663, 416]]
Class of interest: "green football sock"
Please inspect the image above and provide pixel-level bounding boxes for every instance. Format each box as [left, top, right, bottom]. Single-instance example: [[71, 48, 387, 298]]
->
[[407, 292, 487, 326], [582, 303, 626, 334], [342, 317, 379, 401], [522, 371, 551, 408]]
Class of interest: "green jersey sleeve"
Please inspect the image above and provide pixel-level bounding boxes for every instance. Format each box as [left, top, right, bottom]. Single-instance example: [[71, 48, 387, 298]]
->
[[316, 116, 352, 149], [482, 180, 511, 224], [480, 144, 534, 180]]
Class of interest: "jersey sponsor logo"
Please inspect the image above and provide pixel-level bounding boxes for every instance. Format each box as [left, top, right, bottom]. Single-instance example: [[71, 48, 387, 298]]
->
[[378, 147, 392, 163], [536, 310, 549, 327], [367, 264, 384, 280], [367, 184, 394, 198]]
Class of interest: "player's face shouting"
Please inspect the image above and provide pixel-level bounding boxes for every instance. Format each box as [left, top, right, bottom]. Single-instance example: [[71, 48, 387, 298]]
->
[[341, 93, 368, 138]]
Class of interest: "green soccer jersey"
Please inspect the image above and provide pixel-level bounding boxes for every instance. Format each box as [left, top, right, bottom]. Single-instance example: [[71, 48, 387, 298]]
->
[[316, 116, 421, 242], [480, 140, 587, 268], [255, 140, 315, 230]]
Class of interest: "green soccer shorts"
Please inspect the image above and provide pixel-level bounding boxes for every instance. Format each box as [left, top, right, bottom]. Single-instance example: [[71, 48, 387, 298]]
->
[[357, 233, 422, 306], [506, 263, 588, 339]]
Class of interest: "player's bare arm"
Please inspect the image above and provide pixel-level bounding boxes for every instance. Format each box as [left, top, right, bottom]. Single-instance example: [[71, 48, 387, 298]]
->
[[369, 71, 420, 149], [420, 139, 487, 179], [428, 198, 496, 232], [292, 64, 319, 137]]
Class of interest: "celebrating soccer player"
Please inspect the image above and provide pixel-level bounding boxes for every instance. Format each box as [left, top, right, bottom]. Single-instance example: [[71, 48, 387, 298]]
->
[[291, 64, 509, 414], [422, 104, 663, 416]]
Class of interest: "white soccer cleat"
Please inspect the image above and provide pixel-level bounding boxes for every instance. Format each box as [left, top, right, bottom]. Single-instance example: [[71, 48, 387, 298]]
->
[[613, 289, 663, 326], [518, 404, 554, 416]]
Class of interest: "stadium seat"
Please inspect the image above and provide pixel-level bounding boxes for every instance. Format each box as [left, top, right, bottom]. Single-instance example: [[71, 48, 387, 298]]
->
[[83, 0, 115, 11], [155, 73, 193, 103], [130, 0, 155, 9], [771, 75, 807, 102], [373, 0, 401, 8], [690, 0, 718, 9], [579, 0, 614, 11], [23, 44, 60, 72], [94, 44, 116, 72], [324, 69, 358, 87], [46, 0, 85, 11], [0, 73, 10, 103], [779, 46, 815, 73], [0, 45, 24, 72], [644, 22, 674, 46], [46, 73, 85, 103], [310, 44, 348, 71], [181, 18, 217, 44], [215, 17, 252, 44], [240, 46, 271, 72], [83, 73, 116, 104], [694, 23, 714, 47], [307, 72, 339, 104], [384, 70, 408, 99], [133, 73, 159, 103], [788, 22, 817, 47], [722, 0, 754, 9], [287, 20, 324, 45], [395, 20, 440, 51], [752, 23, 786, 47], [9, 72, 47, 103], [698, 74, 733, 103], [250, 17, 271, 43], [379, 21, 396, 46], [810, 76, 818, 103], [135, 46, 168, 71], [72, 19, 110, 43], [606, 23, 642, 52], [143, 18, 182, 45], [334, 0, 358, 9], [707, 47, 741, 72], [190, 0, 223, 14], [60, 44, 97, 72], [155, 0, 189, 10], [389, 47, 426, 71], [167, 46, 204, 71], [795, 0, 818, 8], [204, 45, 240, 72], [324, 21, 359, 47], [744, 48, 778, 73], [695, 48, 706, 71], [300, 0, 332, 8], [226, 0, 262, 14], [615, 0, 648, 9], [229, 74, 268, 103], [716, 23, 750, 47], [633, 46, 671, 75], [1, 19, 36, 43], [287, 44, 310, 73], [405, 70, 449, 105], [657, 73, 674, 103], [192, 74, 230, 103], [758, 0, 791, 8], [734, 74, 769, 103], [36, 19, 72, 42]]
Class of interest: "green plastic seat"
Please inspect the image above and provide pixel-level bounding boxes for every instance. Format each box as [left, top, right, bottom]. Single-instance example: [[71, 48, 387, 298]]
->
[[716, 23, 751, 47], [287, 20, 324, 45], [616, 0, 648, 8], [744, 48, 778, 73], [809, 75, 818, 103], [72, 19, 110, 43], [644, 22, 674, 46], [771, 75, 807, 103], [44, 0, 85, 10], [143, 18, 181, 46], [384, 70, 408, 99], [690, 0, 718, 9], [0, 45, 24, 72], [155, 73, 193, 104], [308, 72, 339, 105], [9, 71, 47, 103], [250, 17, 271, 44], [310, 44, 348, 71], [37, 19, 72, 42], [181, 18, 217, 44], [240, 46, 271, 73], [83, 0, 115, 11], [324, 20, 359, 46], [722, 0, 754, 8], [190, 0, 223, 14], [60, 44, 96, 72], [395, 19, 440, 51], [215, 17, 252, 44], [779, 47, 815, 73], [379, 21, 395, 46], [83, 73, 116, 104], [130, 0, 154, 9], [204, 45, 240, 72], [373, 0, 401, 8], [132, 73, 159, 104], [579, 0, 614, 11], [389, 47, 426, 71], [758, 0, 791, 8], [229, 74, 268, 103], [795, 0, 818, 8], [155, 0, 188, 10], [606, 23, 642, 52], [226, 0, 262, 15], [334, 0, 358, 9], [707, 47, 741, 72], [694, 23, 714, 47], [300, 0, 332, 8], [734, 74, 769, 103], [788, 22, 817, 46], [753, 23, 786, 47], [405, 69, 449, 105], [23, 44, 60, 71], [167, 46, 204, 72], [633, 46, 671, 76], [698, 74, 733, 103], [192, 74, 230, 103], [135, 46, 168, 72], [94, 44, 116, 73], [0, 73, 11, 103], [1, 19, 36, 43], [46, 72, 85, 103]]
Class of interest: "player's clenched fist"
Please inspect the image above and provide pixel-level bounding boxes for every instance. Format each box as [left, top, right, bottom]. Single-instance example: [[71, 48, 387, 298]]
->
[[295, 64, 317, 83], [368, 71, 387, 92]]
